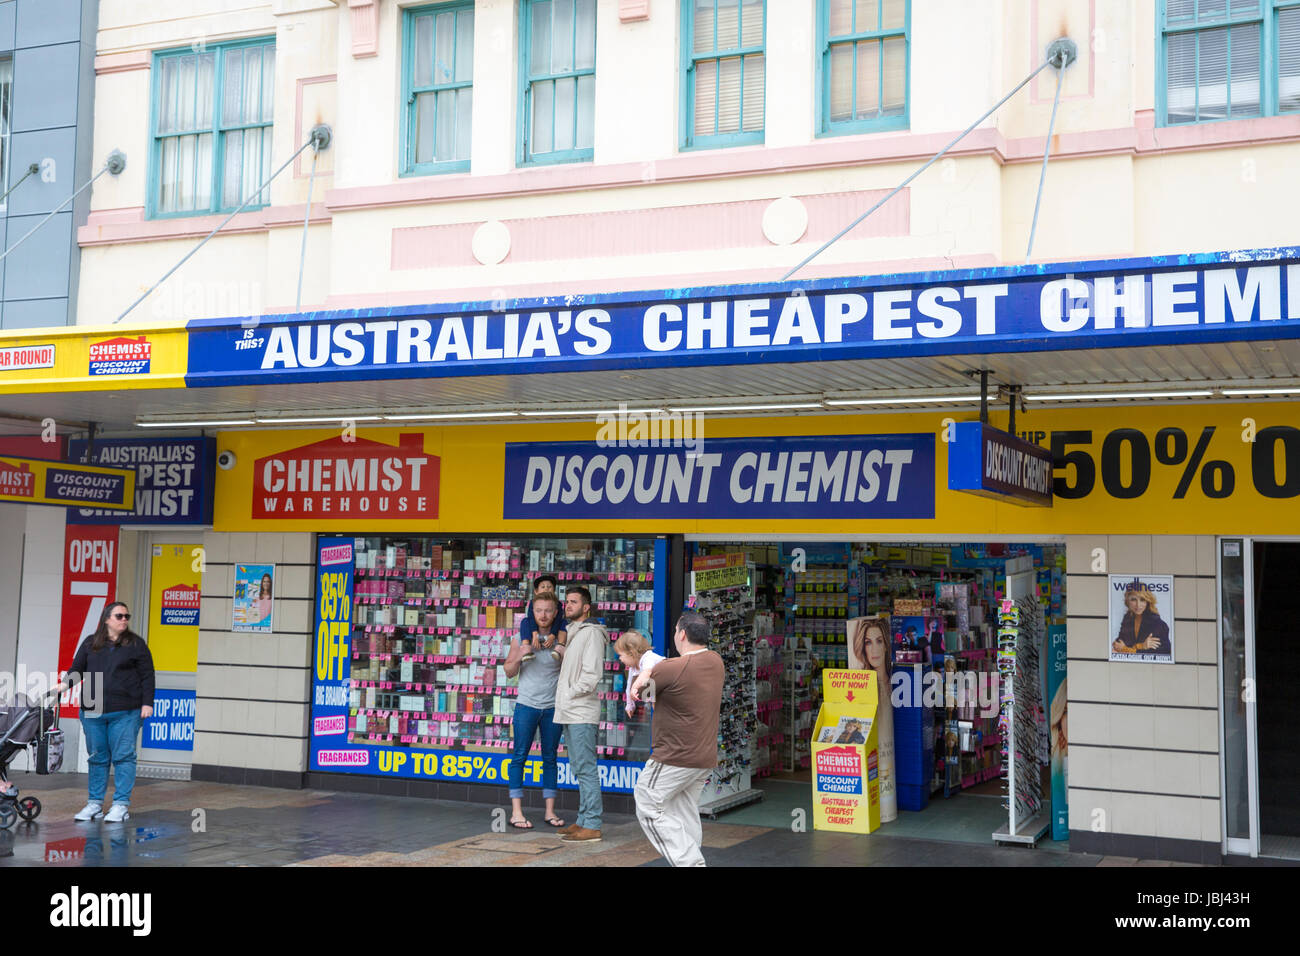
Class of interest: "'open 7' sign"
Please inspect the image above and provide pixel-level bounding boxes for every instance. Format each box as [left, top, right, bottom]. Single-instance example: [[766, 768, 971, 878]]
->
[[57, 526, 119, 719]]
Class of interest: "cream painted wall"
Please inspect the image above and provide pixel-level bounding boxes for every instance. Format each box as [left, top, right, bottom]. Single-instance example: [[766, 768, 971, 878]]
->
[[469, 0, 518, 176], [765, 0, 815, 148], [1135, 142, 1300, 255], [910, 0, 1002, 137], [595, 0, 680, 162], [82, 233, 274, 327], [1065, 534, 1222, 851], [1001, 154, 1136, 262], [193, 531, 314, 775]]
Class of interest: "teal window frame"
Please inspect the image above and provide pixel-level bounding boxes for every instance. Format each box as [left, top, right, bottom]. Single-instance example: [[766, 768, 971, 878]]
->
[[147, 36, 276, 220], [1156, 0, 1300, 125], [816, 0, 910, 136], [517, 0, 597, 167], [680, 0, 767, 150], [402, 2, 475, 176]]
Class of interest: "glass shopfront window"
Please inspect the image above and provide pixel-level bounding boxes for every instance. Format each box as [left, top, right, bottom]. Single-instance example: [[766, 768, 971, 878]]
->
[[310, 534, 662, 791]]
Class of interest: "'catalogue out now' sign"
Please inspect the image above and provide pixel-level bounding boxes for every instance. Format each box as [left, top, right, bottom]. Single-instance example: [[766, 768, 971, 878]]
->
[[503, 435, 936, 520]]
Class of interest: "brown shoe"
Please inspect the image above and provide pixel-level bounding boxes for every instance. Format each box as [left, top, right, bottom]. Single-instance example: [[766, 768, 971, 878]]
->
[[558, 822, 581, 835], [561, 827, 602, 843]]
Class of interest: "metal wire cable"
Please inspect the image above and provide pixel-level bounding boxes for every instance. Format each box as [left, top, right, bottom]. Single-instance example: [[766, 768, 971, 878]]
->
[[780, 56, 1059, 282], [113, 134, 320, 324], [0, 162, 40, 208], [295, 143, 322, 310], [0, 163, 115, 264], [1026, 58, 1069, 260]]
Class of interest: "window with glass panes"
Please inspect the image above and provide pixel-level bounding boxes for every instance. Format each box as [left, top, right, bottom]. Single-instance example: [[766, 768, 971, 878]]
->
[[682, 0, 765, 148], [520, 0, 596, 165], [150, 39, 275, 217], [404, 3, 474, 174], [819, 0, 908, 135], [1160, 0, 1300, 124]]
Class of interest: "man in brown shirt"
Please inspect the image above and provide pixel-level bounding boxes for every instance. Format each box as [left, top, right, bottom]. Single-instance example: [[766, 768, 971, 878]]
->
[[629, 610, 723, 867]]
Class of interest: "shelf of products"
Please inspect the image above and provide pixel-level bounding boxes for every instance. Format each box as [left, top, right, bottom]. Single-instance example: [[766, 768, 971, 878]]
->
[[691, 562, 761, 814], [343, 536, 658, 761]]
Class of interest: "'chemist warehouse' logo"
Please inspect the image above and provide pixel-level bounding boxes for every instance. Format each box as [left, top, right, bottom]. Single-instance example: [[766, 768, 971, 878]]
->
[[159, 584, 201, 627], [89, 336, 152, 376], [0, 459, 35, 498], [254, 433, 440, 519]]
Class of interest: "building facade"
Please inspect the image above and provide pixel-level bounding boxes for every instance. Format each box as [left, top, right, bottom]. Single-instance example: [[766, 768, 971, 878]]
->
[[0, 0, 1297, 864]]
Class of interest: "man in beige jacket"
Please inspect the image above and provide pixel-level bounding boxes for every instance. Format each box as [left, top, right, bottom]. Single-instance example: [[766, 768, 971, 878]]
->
[[552, 586, 607, 843]]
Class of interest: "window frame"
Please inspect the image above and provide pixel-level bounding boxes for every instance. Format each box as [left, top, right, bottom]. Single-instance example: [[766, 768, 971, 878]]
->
[[517, 0, 597, 167], [402, 2, 475, 177], [680, 0, 768, 150], [146, 36, 277, 221], [816, 0, 911, 137], [0, 58, 12, 213], [1156, 0, 1300, 126]]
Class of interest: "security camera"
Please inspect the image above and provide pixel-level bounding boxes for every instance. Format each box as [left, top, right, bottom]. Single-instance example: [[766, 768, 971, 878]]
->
[[217, 451, 237, 471]]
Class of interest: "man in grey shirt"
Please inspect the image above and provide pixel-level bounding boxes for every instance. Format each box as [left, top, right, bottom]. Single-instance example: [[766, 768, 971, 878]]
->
[[503, 591, 565, 829]]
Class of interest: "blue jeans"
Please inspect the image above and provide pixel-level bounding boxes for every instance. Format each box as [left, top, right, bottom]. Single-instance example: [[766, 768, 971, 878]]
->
[[563, 723, 601, 831], [82, 709, 141, 806], [508, 703, 560, 799]]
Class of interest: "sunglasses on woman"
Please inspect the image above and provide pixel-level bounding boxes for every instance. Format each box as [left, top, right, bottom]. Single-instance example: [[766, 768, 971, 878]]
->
[[111, 613, 131, 621]]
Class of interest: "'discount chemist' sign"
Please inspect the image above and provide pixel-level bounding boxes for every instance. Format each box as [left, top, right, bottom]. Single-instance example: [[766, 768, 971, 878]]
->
[[503, 435, 936, 520], [183, 248, 1300, 386]]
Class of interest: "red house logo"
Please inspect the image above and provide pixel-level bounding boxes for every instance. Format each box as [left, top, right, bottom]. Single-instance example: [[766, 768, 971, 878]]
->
[[89, 336, 152, 376], [0, 459, 35, 498], [254, 433, 439, 519]]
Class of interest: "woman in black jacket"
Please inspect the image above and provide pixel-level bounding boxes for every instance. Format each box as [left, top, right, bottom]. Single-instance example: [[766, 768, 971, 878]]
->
[[52, 602, 155, 823]]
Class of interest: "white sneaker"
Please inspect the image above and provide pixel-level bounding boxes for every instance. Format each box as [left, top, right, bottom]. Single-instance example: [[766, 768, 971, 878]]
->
[[74, 802, 103, 821], [103, 803, 129, 823]]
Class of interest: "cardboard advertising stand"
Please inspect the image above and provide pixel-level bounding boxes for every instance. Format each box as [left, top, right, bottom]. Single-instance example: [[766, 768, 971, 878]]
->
[[811, 668, 881, 834]]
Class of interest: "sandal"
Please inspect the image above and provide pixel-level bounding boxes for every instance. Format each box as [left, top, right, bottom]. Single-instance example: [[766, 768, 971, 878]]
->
[[545, 816, 566, 828], [509, 818, 533, 830]]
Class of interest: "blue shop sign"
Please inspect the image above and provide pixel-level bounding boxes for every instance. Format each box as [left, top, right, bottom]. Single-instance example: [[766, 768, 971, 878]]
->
[[947, 422, 1054, 507], [504, 434, 936, 520], [184, 247, 1300, 386], [141, 689, 195, 752], [67, 437, 215, 525]]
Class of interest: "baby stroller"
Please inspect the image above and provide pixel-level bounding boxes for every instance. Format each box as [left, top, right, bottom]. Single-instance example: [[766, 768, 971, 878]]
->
[[0, 693, 62, 829]]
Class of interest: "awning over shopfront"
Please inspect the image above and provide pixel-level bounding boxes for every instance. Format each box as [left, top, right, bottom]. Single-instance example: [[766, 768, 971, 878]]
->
[[2, 246, 1299, 435]]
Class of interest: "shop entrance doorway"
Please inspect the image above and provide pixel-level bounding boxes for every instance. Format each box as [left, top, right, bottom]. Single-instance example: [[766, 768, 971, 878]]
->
[[682, 537, 1068, 847], [1253, 541, 1300, 860]]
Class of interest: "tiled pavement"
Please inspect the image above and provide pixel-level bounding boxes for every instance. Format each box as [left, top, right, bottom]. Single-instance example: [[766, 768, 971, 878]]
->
[[0, 774, 1179, 867]]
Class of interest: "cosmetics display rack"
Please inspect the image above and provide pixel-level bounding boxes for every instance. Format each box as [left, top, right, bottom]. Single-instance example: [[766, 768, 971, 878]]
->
[[785, 565, 854, 668], [692, 565, 762, 816], [346, 536, 657, 761], [993, 595, 1049, 846], [753, 634, 785, 778]]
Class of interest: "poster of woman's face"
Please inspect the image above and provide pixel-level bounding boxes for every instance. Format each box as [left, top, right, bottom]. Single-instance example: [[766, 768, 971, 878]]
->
[[1108, 575, 1175, 664], [847, 616, 891, 673]]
